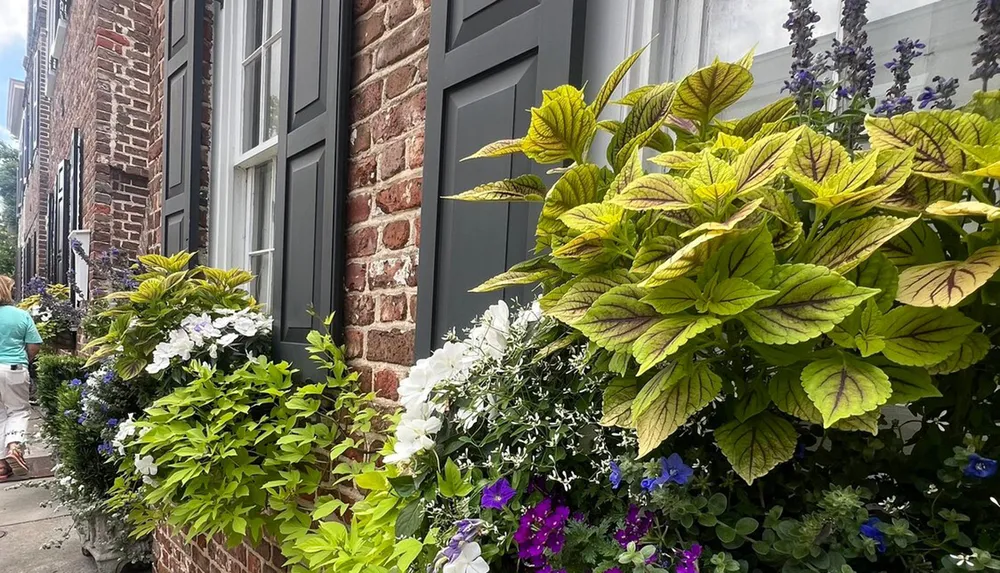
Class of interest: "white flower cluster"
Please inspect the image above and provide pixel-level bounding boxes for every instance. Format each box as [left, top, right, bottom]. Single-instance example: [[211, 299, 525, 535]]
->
[[112, 414, 138, 455], [146, 308, 271, 374], [385, 300, 541, 465], [28, 303, 52, 323]]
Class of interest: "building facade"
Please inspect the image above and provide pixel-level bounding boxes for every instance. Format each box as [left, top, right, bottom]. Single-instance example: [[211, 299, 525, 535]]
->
[[13, 0, 984, 571]]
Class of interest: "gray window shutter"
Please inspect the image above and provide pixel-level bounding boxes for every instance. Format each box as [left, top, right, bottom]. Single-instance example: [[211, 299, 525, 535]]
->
[[161, 0, 206, 257], [415, 0, 588, 357], [272, 0, 353, 373]]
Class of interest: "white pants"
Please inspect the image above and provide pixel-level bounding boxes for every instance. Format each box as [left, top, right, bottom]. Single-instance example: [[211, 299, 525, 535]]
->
[[0, 366, 30, 448]]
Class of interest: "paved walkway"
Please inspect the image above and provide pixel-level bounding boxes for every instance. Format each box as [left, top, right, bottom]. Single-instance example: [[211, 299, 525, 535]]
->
[[0, 478, 97, 573]]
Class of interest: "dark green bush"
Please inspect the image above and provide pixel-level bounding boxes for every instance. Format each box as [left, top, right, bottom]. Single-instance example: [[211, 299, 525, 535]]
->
[[35, 354, 88, 437]]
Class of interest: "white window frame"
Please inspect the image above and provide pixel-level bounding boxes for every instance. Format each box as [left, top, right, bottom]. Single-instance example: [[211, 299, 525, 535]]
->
[[210, 0, 281, 306]]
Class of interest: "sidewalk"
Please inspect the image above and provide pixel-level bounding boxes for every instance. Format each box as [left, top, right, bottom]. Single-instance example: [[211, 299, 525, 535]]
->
[[0, 479, 97, 572]]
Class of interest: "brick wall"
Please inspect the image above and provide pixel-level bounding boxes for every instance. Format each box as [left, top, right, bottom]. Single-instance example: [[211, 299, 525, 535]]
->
[[19, 0, 51, 281], [154, 529, 285, 573]]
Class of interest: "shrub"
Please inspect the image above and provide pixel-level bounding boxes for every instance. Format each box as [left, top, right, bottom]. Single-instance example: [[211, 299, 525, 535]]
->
[[35, 354, 87, 433]]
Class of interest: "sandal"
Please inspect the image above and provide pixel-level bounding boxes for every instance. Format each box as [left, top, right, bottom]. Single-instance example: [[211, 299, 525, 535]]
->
[[5, 444, 28, 477], [0, 461, 12, 481]]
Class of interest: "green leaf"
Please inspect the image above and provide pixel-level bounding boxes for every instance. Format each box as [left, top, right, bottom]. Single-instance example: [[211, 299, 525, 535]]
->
[[733, 382, 772, 422], [471, 256, 560, 293], [854, 300, 885, 357], [631, 236, 685, 276], [591, 45, 647, 117], [671, 61, 754, 127], [787, 126, 850, 184], [735, 517, 760, 536], [464, 138, 524, 160], [878, 306, 979, 366], [610, 174, 694, 211], [608, 83, 676, 167], [883, 365, 942, 404], [634, 362, 722, 457], [806, 216, 918, 274], [606, 148, 645, 200], [927, 331, 990, 375], [844, 251, 898, 312], [732, 97, 796, 138], [641, 232, 723, 288], [547, 270, 631, 325], [896, 246, 1000, 308], [800, 352, 892, 427], [523, 85, 596, 164], [831, 410, 880, 434], [451, 174, 546, 202], [537, 164, 608, 249], [697, 277, 778, 315], [642, 278, 702, 314], [560, 203, 627, 232], [395, 501, 424, 538], [739, 264, 878, 345], [732, 128, 803, 195], [702, 226, 776, 286], [865, 110, 983, 182], [769, 368, 822, 424], [715, 411, 798, 484], [601, 377, 640, 428], [880, 220, 945, 267], [576, 285, 660, 353], [633, 316, 722, 374]]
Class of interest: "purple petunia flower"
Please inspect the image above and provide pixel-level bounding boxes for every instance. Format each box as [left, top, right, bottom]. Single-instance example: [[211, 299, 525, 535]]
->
[[609, 460, 622, 490], [614, 505, 653, 548], [676, 542, 702, 573], [640, 477, 657, 492], [860, 517, 887, 553], [481, 478, 516, 510], [965, 453, 998, 479], [514, 498, 571, 569]]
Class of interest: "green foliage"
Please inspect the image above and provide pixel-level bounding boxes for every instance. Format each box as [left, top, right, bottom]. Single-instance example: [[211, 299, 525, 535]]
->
[[35, 354, 88, 436], [458, 49, 1000, 483]]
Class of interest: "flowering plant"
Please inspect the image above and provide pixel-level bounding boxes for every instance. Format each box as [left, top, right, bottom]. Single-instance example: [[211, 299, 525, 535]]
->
[[18, 278, 82, 343]]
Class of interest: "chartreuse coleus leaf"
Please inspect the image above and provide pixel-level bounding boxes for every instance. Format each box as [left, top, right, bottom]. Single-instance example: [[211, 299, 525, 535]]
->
[[806, 216, 918, 274], [559, 203, 627, 233], [732, 97, 796, 139], [681, 199, 764, 239], [642, 278, 702, 314], [688, 152, 736, 188], [924, 199, 1000, 220], [832, 149, 915, 220], [880, 220, 944, 267], [650, 150, 701, 170], [547, 270, 631, 325], [641, 232, 723, 288], [800, 351, 891, 427], [463, 138, 523, 160], [881, 175, 956, 213], [671, 61, 753, 128], [696, 277, 778, 316], [601, 377, 640, 428], [633, 315, 722, 374], [865, 110, 989, 182], [451, 174, 547, 201], [927, 331, 990, 375], [590, 45, 647, 117], [739, 264, 878, 345], [614, 85, 654, 107], [523, 85, 596, 164], [537, 164, 608, 249], [471, 256, 560, 293], [853, 300, 885, 357], [576, 285, 660, 353], [552, 231, 610, 259], [608, 82, 676, 168], [701, 226, 776, 286], [787, 126, 850, 184], [882, 365, 942, 404], [631, 236, 685, 276], [732, 128, 803, 195], [769, 368, 823, 423], [733, 381, 772, 422], [959, 140, 1000, 177], [877, 306, 979, 366], [715, 411, 797, 484], [610, 173, 695, 212], [606, 149, 645, 200], [712, 132, 749, 154], [844, 252, 898, 311], [634, 362, 721, 457], [896, 246, 1000, 307]]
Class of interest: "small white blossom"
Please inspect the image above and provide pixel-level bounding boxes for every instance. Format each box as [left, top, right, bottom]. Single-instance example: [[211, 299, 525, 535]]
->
[[134, 454, 158, 477], [442, 542, 489, 573]]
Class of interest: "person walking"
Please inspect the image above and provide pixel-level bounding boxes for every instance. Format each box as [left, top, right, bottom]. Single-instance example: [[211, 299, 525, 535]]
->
[[0, 276, 42, 479]]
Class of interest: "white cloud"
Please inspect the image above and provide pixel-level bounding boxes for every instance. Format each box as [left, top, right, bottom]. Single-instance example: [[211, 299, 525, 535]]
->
[[0, 0, 27, 51]]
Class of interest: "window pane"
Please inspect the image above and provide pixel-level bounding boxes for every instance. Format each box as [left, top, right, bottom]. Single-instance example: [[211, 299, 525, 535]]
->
[[246, 0, 265, 56], [264, 41, 281, 141], [243, 56, 263, 150], [268, 0, 283, 37], [251, 161, 275, 252], [250, 253, 272, 307]]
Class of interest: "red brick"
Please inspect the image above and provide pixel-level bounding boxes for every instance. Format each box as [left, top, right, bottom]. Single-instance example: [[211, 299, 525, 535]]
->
[[354, 0, 378, 16], [351, 79, 383, 122], [382, 220, 410, 250], [351, 122, 371, 154], [410, 294, 418, 321], [367, 329, 415, 365], [346, 262, 367, 292], [347, 193, 371, 224], [377, 140, 406, 180], [355, 8, 385, 50], [375, 10, 430, 69], [247, 553, 262, 573], [368, 256, 418, 289], [376, 178, 421, 213], [373, 90, 426, 141], [347, 294, 376, 326], [353, 52, 374, 87], [414, 215, 422, 248], [373, 369, 400, 400], [387, 0, 418, 29], [380, 293, 408, 321], [385, 64, 417, 99], [349, 155, 377, 189], [345, 328, 364, 359], [355, 365, 373, 391], [347, 227, 378, 257], [406, 134, 424, 169]]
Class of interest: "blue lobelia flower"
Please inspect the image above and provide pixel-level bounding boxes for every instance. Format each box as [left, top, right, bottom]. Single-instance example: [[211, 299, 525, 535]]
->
[[860, 517, 887, 553], [481, 478, 517, 510], [965, 454, 998, 479], [656, 453, 693, 486], [609, 461, 622, 490]]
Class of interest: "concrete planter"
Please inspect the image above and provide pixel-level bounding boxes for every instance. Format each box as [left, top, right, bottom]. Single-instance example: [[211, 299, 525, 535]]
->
[[76, 511, 146, 573]]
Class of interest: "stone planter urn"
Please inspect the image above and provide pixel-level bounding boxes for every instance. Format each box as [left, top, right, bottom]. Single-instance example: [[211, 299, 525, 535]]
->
[[76, 511, 149, 573]]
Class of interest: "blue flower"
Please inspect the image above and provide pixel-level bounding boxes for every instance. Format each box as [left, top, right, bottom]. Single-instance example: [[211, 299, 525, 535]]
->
[[640, 478, 657, 492], [860, 517, 886, 553], [609, 461, 622, 490], [77, 414, 87, 425], [107, 418, 119, 428], [63, 409, 74, 418], [69, 378, 82, 387], [102, 371, 115, 384], [481, 478, 516, 510], [965, 454, 998, 479], [655, 453, 693, 486], [97, 442, 113, 456]]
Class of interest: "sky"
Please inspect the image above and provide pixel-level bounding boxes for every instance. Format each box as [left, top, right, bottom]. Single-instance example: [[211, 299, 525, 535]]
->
[[0, 0, 27, 143]]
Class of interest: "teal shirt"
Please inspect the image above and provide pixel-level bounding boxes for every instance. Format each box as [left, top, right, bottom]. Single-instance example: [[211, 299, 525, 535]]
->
[[0, 306, 43, 365]]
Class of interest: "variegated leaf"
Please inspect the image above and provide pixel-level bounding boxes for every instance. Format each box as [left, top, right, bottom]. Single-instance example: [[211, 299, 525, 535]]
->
[[631, 236, 685, 276], [924, 200, 1000, 220], [640, 232, 722, 288], [650, 150, 701, 170], [633, 316, 722, 374], [576, 285, 660, 353], [463, 138, 524, 160], [787, 126, 850, 184], [671, 61, 754, 126], [537, 164, 607, 249], [881, 221, 945, 267], [732, 97, 796, 138], [606, 149, 644, 200], [547, 270, 632, 325], [715, 411, 797, 484], [681, 198, 764, 238], [451, 174, 547, 202], [523, 85, 597, 164], [806, 216, 918, 274], [702, 226, 776, 285], [591, 45, 647, 117], [732, 128, 803, 194], [600, 377, 640, 428], [883, 365, 942, 404], [635, 363, 721, 457], [878, 306, 979, 367], [471, 256, 559, 293], [801, 352, 891, 427], [896, 246, 1000, 307], [560, 203, 627, 233], [642, 278, 702, 314], [611, 174, 695, 211], [926, 331, 990, 375]]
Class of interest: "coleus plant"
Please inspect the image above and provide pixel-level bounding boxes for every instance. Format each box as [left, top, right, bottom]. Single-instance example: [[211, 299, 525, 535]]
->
[[454, 46, 1000, 484]]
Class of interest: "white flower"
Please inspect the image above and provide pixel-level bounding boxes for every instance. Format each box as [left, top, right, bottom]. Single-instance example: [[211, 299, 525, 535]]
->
[[442, 542, 489, 573], [208, 344, 218, 360], [397, 360, 437, 410], [134, 454, 158, 477], [991, 496, 999, 509], [468, 301, 509, 360], [384, 404, 442, 464], [181, 312, 222, 345], [513, 300, 542, 329], [951, 554, 974, 568], [232, 316, 259, 337], [218, 332, 239, 347], [427, 341, 473, 384], [113, 415, 137, 455]]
